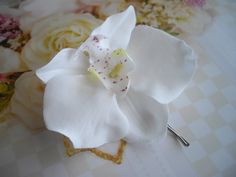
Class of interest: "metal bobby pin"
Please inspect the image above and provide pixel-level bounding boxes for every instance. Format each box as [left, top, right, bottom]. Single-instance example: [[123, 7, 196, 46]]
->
[[167, 124, 190, 147]]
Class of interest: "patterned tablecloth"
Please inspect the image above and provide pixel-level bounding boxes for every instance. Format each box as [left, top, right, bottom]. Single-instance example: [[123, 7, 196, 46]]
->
[[0, 1, 236, 177]]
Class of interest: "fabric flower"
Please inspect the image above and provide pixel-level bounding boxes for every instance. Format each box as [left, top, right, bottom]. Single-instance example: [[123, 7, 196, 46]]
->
[[0, 72, 24, 123], [0, 80, 13, 123], [0, 13, 29, 52], [94, 0, 129, 19], [0, 47, 27, 72], [19, 0, 80, 32], [0, 0, 21, 7], [36, 6, 196, 148], [0, 14, 21, 41], [185, 0, 206, 7], [21, 13, 102, 70], [136, 0, 212, 35], [10, 72, 45, 130]]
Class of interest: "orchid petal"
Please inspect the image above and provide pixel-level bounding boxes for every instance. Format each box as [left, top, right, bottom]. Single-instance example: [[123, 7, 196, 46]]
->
[[117, 89, 168, 142], [127, 25, 197, 104], [36, 48, 89, 83], [91, 5, 136, 50], [43, 74, 129, 148]]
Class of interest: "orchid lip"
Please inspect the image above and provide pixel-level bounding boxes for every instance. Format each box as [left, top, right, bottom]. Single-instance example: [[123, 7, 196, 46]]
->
[[80, 35, 135, 96]]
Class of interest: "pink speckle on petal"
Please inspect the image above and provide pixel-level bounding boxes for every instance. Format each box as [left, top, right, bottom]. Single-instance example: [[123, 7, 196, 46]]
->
[[121, 86, 128, 92], [92, 36, 99, 42]]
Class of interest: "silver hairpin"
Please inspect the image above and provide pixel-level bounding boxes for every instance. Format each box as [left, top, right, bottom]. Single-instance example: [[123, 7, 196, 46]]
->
[[167, 124, 190, 147]]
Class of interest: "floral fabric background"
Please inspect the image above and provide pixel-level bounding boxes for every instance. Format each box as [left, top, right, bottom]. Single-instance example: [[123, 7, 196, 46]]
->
[[1, 1, 236, 177], [0, 0, 214, 127]]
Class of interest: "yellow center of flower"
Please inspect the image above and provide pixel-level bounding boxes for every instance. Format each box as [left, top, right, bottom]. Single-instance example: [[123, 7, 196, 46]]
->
[[88, 68, 100, 81], [111, 48, 127, 57], [109, 63, 123, 78]]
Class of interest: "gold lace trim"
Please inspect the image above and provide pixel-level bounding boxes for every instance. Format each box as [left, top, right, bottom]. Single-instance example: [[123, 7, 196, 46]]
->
[[63, 137, 127, 164]]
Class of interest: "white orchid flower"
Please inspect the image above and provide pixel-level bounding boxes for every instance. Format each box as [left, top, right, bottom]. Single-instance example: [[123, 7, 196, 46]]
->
[[36, 6, 196, 148]]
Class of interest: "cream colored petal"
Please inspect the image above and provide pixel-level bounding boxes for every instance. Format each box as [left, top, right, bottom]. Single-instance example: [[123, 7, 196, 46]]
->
[[0, 47, 28, 73], [21, 13, 101, 70], [10, 72, 45, 130], [19, 0, 79, 32]]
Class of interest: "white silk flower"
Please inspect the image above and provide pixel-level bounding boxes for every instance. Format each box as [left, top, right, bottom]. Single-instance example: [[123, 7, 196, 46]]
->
[[36, 6, 196, 148]]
